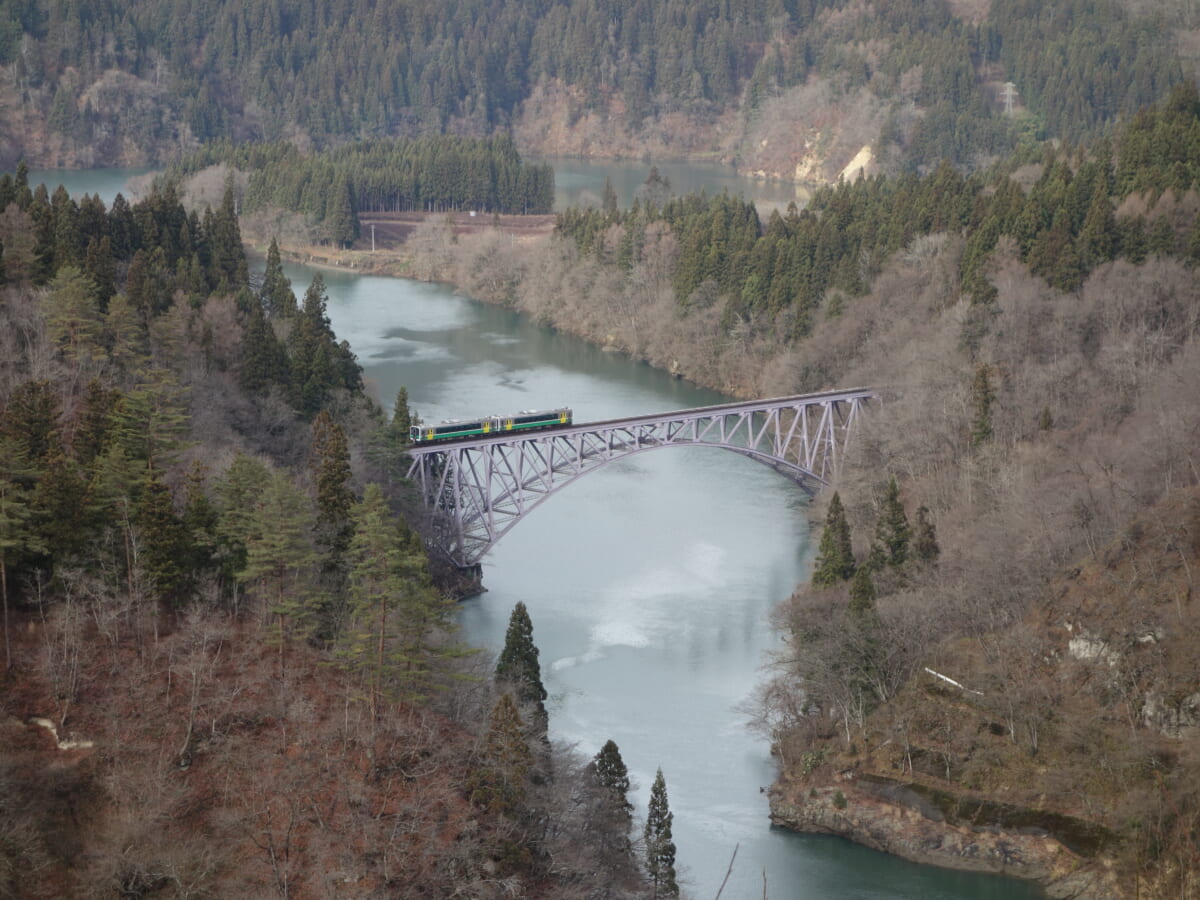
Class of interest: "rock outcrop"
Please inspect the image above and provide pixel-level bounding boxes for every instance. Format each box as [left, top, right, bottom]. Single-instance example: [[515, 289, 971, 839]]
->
[[769, 773, 1121, 898]]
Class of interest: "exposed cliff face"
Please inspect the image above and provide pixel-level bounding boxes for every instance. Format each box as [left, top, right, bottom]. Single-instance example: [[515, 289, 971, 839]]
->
[[769, 776, 1118, 898], [502, 77, 887, 185]]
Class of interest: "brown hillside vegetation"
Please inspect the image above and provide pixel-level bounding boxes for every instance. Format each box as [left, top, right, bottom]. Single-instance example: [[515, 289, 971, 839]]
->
[[2, 600, 649, 898], [1, 609, 540, 897], [759, 243, 1200, 894]]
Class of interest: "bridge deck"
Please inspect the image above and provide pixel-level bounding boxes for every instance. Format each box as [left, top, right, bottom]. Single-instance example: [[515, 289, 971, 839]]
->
[[403, 387, 875, 567], [404, 387, 874, 455]]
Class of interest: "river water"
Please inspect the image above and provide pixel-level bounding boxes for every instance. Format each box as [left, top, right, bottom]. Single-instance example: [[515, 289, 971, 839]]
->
[[536, 156, 813, 216], [37, 164, 1043, 900]]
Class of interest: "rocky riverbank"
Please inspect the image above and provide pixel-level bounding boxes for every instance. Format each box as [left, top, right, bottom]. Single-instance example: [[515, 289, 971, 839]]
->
[[769, 774, 1119, 898]]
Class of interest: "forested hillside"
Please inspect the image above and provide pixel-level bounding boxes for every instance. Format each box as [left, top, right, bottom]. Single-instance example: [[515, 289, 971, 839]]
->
[[403, 82, 1200, 894], [0, 170, 650, 896], [0, 0, 1193, 177]]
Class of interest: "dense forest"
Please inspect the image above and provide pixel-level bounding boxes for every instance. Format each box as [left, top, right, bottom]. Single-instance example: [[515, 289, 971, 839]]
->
[[403, 81, 1200, 894], [169, 135, 555, 246], [0, 170, 664, 896], [0, 0, 1191, 173], [557, 84, 1200, 342]]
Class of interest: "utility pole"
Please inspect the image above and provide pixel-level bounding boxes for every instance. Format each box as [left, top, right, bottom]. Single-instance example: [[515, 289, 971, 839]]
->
[[1002, 82, 1018, 116], [371, 223, 375, 252]]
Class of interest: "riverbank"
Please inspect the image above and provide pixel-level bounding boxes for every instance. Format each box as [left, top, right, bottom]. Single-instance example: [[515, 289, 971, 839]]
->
[[769, 774, 1115, 898], [247, 211, 556, 278]]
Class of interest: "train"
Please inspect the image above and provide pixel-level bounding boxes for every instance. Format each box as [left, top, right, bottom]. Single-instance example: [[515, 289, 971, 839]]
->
[[409, 407, 573, 443]]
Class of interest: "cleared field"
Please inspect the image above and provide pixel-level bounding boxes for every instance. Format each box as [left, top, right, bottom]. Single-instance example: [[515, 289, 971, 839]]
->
[[356, 211, 557, 249]]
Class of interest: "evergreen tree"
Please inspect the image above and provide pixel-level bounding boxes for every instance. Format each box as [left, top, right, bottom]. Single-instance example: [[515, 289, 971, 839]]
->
[[87, 443, 144, 599], [370, 386, 416, 481], [30, 448, 91, 563], [74, 380, 119, 468], [0, 438, 42, 671], [260, 237, 297, 317], [869, 476, 911, 569], [239, 300, 289, 392], [970, 363, 995, 448], [602, 176, 619, 218], [1147, 217, 1176, 258], [181, 461, 220, 581], [495, 600, 549, 732], [1119, 214, 1148, 264], [107, 367, 190, 471], [242, 471, 318, 676], [215, 453, 271, 606], [288, 273, 361, 417], [391, 386, 413, 438], [644, 768, 679, 898], [848, 565, 877, 622], [310, 411, 356, 569], [1077, 187, 1116, 269], [342, 483, 434, 711], [43, 265, 104, 364], [209, 179, 248, 289], [1, 380, 60, 462], [104, 294, 149, 376], [470, 693, 533, 815], [1188, 215, 1200, 266], [592, 739, 633, 818], [913, 505, 941, 564], [811, 492, 855, 587], [325, 175, 359, 247], [82, 235, 116, 307], [135, 476, 193, 603], [586, 738, 639, 877]]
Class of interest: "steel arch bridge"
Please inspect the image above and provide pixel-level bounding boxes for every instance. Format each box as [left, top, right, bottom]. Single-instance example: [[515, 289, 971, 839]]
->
[[403, 387, 874, 569]]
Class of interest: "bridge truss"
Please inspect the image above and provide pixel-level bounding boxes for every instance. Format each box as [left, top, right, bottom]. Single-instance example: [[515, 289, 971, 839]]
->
[[403, 388, 874, 568]]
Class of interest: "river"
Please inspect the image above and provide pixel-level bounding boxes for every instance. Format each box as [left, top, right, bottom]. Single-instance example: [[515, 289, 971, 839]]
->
[[284, 262, 1044, 900], [37, 164, 1043, 900], [535, 156, 813, 216]]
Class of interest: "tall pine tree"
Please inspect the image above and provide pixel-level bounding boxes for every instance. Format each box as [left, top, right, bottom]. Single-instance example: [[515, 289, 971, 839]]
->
[[644, 768, 679, 898], [869, 476, 911, 569], [0, 438, 42, 671], [812, 492, 855, 587], [242, 471, 317, 677], [470, 693, 533, 815], [495, 600, 549, 733], [970, 363, 995, 448]]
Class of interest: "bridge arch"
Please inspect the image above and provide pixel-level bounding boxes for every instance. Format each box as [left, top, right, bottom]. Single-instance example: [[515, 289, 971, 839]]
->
[[403, 388, 873, 568]]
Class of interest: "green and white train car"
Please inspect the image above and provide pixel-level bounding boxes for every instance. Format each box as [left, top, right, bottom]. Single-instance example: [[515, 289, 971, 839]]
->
[[410, 408, 572, 443]]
